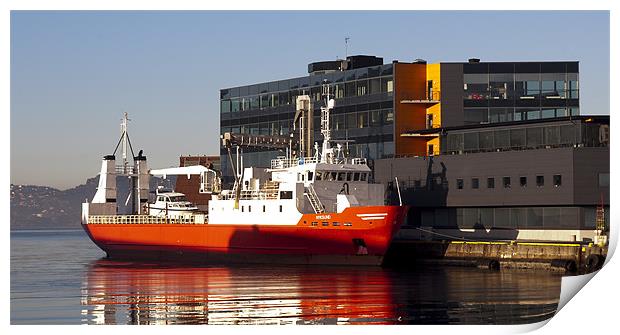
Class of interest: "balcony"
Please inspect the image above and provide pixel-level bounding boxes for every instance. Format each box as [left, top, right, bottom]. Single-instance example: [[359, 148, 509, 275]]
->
[[399, 90, 440, 105]]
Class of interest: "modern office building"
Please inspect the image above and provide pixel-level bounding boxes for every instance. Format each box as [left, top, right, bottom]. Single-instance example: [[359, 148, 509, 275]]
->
[[218, 55, 606, 241], [219, 56, 579, 175]]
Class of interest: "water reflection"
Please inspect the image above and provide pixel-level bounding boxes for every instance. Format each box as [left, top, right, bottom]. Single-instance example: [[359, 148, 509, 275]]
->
[[80, 259, 561, 325]]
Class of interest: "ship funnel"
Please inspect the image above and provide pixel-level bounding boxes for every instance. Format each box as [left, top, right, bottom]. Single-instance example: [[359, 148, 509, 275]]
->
[[92, 155, 117, 203], [134, 153, 149, 214]]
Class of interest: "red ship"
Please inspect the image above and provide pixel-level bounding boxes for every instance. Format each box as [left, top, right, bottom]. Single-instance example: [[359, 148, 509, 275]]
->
[[82, 89, 407, 265]]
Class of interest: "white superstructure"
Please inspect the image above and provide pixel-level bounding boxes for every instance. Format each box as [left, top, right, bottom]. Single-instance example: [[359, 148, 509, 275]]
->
[[208, 84, 386, 225]]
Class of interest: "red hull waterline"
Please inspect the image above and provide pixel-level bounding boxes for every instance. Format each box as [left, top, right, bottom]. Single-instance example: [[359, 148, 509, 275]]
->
[[83, 206, 407, 266]]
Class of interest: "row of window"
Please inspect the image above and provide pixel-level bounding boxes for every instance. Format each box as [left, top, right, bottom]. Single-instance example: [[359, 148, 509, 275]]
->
[[221, 109, 394, 136], [456, 174, 562, 190], [442, 124, 582, 154], [417, 206, 603, 230], [221, 64, 394, 99], [314, 171, 368, 182], [464, 107, 579, 125], [463, 72, 579, 100], [221, 77, 394, 113]]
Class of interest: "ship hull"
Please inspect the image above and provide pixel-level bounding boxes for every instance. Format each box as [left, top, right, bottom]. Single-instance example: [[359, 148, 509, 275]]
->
[[82, 206, 407, 266]]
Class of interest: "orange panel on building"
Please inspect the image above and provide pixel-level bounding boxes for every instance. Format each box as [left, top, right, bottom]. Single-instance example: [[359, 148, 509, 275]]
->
[[394, 63, 427, 156]]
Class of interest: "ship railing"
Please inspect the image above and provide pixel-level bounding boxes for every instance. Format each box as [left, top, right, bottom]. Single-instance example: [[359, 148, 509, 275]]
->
[[270, 156, 367, 168], [87, 214, 207, 225], [219, 189, 279, 200], [270, 156, 319, 169], [351, 158, 367, 165]]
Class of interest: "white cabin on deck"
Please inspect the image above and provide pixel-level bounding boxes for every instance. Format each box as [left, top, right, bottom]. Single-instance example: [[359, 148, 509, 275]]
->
[[148, 191, 199, 219]]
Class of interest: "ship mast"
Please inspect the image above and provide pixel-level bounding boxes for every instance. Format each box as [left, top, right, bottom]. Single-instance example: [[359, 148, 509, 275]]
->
[[320, 83, 335, 163], [119, 112, 133, 175]]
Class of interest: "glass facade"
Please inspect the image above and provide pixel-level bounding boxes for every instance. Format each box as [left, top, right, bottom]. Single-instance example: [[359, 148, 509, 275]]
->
[[220, 64, 395, 179], [462, 62, 579, 125], [441, 121, 605, 155]]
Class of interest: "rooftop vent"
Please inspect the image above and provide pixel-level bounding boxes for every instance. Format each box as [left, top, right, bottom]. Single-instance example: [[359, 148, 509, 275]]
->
[[307, 60, 346, 75], [468, 58, 481, 63], [346, 55, 383, 69], [413, 58, 427, 64], [308, 55, 384, 74]]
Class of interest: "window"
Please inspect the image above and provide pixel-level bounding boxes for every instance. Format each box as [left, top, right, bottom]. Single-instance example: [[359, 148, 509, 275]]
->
[[520, 176, 527, 187], [536, 175, 544, 187], [279, 191, 293, 199], [599, 173, 610, 187], [220, 100, 231, 113], [345, 81, 356, 97], [357, 112, 368, 128], [311, 222, 318, 226], [369, 110, 381, 127], [487, 177, 495, 189], [464, 73, 489, 100], [357, 80, 368, 96], [360, 173, 367, 181], [241, 206, 244, 212], [503, 177, 511, 188], [322, 222, 329, 226], [553, 174, 562, 187], [248, 205, 251, 212], [279, 205, 283, 212], [381, 77, 393, 93], [457, 179, 464, 190], [263, 205, 266, 213], [428, 144, 434, 156], [353, 172, 360, 181], [308, 171, 314, 181], [333, 222, 340, 226], [471, 178, 479, 189]]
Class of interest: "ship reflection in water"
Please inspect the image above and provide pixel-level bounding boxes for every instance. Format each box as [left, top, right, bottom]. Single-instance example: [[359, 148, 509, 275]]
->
[[80, 259, 561, 325]]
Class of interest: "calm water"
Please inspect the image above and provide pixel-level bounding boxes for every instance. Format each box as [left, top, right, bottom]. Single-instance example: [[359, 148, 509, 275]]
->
[[11, 229, 562, 325]]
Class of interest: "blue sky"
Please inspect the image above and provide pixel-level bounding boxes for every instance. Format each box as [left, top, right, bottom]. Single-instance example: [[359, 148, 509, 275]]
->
[[10, 11, 610, 189]]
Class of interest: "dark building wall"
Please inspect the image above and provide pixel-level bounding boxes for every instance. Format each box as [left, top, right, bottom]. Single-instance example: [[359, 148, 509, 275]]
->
[[573, 147, 610, 205], [374, 147, 601, 208], [439, 63, 464, 127]]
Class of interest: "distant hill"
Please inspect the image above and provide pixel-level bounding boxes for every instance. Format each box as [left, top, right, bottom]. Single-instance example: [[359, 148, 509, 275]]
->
[[10, 176, 176, 230]]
